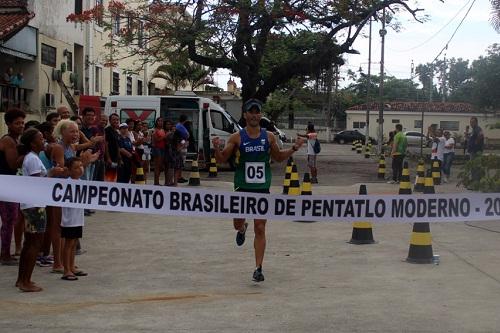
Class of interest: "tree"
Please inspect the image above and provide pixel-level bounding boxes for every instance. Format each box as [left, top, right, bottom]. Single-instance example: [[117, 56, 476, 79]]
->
[[68, 0, 426, 111], [491, 0, 500, 32], [469, 44, 500, 110], [153, 50, 213, 91]]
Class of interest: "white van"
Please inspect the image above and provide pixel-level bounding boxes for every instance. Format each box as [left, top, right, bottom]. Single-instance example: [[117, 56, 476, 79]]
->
[[103, 93, 240, 167]]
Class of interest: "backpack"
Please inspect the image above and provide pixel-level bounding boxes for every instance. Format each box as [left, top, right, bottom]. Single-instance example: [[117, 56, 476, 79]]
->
[[313, 139, 321, 154]]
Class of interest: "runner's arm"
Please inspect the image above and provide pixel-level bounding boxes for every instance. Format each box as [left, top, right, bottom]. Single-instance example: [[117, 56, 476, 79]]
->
[[212, 132, 239, 163], [269, 132, 304, 162]]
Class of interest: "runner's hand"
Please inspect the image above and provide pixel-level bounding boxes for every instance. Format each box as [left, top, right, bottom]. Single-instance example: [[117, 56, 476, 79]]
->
[[212, 137, 220, 148], [295, 136, 305, 148]]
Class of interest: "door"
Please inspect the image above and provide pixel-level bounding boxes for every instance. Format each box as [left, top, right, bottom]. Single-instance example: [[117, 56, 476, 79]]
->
[[208, 109, 235, 151]]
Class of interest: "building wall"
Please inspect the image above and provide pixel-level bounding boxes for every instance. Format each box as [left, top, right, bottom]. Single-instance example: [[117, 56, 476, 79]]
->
[[346, 110, 500, 141]]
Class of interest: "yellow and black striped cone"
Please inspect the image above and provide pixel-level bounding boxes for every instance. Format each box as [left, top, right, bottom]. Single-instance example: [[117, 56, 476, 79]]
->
[[414, 160, 425, 192], [349, 184, 375, 244], [208, 155, 218, 178], [406, 169, 434, 264], [301, 172, 312, 195], [364, 144, 370, 158], [398, 161, 412, 195], [282, 157, 293, 194], [378, 155, 386, 179], [356, 141, 362, 154], [288, 164, 301, 196], [135, 167, 146, 185], [351, 140, 357, 151], [432, 157, 441, 185], [188, 160, 201, 186]]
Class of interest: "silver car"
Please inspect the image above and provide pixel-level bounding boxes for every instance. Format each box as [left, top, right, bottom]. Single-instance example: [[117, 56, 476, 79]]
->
[[404, 131, 432, 147]]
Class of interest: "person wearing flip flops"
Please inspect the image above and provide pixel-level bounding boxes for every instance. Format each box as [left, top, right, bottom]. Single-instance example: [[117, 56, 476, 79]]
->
[[212, 99, 304, 282], [60, 157, 88, 281]]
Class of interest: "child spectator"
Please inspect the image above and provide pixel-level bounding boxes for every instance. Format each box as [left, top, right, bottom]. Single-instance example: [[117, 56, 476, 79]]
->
[[60, 157, 87, 281]]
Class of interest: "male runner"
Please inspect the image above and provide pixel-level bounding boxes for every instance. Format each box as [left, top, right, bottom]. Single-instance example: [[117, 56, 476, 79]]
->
[[212, 99, 304, 282]]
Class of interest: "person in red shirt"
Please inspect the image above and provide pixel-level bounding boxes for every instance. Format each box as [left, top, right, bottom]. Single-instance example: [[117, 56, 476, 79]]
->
[[152, 118, 167, 185]]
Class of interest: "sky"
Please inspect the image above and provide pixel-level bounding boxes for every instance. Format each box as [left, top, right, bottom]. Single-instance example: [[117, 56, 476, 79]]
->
[[213, 0, 499, 90]]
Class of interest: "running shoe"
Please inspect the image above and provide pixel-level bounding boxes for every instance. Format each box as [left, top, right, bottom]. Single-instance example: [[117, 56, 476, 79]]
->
[[236, 222, 248, 246], [252, 267, 265, 282]]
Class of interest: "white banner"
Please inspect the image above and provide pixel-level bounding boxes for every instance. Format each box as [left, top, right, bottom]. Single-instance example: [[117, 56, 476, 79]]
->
[[0, 175, 499, 223]]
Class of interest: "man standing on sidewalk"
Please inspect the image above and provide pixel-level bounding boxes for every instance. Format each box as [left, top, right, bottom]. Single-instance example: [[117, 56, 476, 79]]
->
[[388, 124, 407, 184], [467, 116, 484, 183], [212, 99, 304, 282]]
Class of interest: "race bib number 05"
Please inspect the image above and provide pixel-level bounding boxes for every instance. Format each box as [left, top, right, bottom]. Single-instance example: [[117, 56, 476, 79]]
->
[[245, 162, 265, 184]]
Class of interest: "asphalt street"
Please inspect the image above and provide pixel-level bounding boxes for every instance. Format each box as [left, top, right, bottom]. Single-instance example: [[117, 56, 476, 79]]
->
[[1, 143, 499, 332]]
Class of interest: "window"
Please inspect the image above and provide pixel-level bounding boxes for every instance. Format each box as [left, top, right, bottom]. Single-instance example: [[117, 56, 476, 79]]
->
[[210, 110, 232, 133], [112, 72, 120, 94], [353, 121, 366, 129], [126, 76, 132, 95], [66, 51, 73, 72], [137, 79, 143, 95], [414, 120, 422, 129], [391, 119, 400, 124], [112, 14, 121, 35], [95, 0, 103, 26], [41, 44, 56, 67], [148, 82, 155, 95], [95, 66, 101, 92], [440, 121, 459, 131], [75, 0, 83, 14]]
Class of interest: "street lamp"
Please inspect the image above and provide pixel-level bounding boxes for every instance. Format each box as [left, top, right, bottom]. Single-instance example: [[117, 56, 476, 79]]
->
[[377, 8, 386, 154]]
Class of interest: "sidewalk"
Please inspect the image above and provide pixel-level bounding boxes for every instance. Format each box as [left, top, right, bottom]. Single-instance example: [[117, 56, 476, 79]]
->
[[1, 179, 500, 332]]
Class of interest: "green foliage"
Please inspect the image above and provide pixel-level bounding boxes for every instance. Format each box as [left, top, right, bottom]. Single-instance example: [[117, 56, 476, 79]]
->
[[457, 154, 500, 192], [67, 0, 427, 102], [153, 51, 211, 91], [415, 44, 500, 110]]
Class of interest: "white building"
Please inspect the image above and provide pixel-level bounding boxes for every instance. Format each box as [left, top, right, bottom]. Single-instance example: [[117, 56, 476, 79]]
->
[[346, 102, 500, 143]]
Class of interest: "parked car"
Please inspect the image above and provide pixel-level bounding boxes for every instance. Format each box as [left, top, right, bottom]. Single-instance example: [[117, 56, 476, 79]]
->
[[333, 130, 377, 145], [404, 131, 432, 147], [260, 117, 287, 148]]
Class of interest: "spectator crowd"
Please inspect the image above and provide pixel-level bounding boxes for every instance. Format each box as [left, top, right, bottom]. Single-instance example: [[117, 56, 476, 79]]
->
[[0, 106, 191, 292]]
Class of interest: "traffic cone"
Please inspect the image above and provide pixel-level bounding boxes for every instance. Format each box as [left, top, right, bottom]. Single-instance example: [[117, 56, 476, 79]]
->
[[288, 164, 301, 196], [349, 184, 375, 244], [377, 155, 386, 179], [398, 161, 412, 195], [135, 166, 146, 185], [356, 141, 362, 154], [188, 160, 201, 186], [364, 144, 370, 158], [208, 153, 218, 178], [282, 157, 293, 194], [351, 140, 357, 151], [414, 159, 425, 192], [406, 169, 434, 264], [301, 172, 312, 195], [431, 157, 441, 185]]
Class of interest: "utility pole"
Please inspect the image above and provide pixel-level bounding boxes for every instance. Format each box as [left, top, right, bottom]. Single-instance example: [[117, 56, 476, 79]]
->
[[377, 8, 386, 154], [365, 18, 372, 152]]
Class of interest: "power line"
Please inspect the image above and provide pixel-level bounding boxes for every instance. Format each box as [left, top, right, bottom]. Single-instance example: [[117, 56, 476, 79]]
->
[[430, 0, 477, 65], [388, 0, 473, 53]]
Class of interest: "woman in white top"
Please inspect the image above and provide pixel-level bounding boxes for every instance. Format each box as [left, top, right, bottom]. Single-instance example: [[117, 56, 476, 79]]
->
[[16, 128, 63, 292], [442, 131, 455, 183], [298, 123, 319, 183]]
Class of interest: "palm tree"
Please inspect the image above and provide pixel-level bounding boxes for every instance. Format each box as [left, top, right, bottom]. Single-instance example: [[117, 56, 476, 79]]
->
[[491, 0, 500, 33]]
